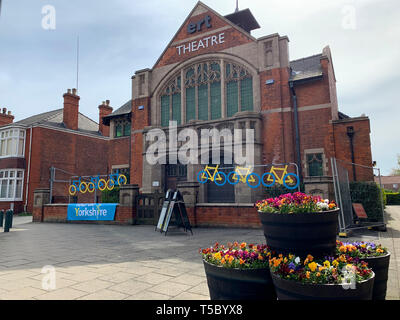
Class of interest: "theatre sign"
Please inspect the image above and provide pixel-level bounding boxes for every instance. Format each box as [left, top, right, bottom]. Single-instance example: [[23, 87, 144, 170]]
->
[[175, 15, 225, 55]]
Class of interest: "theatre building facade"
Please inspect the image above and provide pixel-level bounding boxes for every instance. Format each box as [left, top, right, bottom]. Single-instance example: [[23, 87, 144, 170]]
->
[[127, 2, 373, 206], [1, 2, 374, 226]]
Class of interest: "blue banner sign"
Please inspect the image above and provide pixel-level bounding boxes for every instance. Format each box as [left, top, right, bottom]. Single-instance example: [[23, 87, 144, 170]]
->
[[67, 203, 117, 221]]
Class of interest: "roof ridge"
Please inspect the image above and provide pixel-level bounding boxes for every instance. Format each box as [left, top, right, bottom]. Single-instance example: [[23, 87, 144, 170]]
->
[[290, 53, 322, 64]]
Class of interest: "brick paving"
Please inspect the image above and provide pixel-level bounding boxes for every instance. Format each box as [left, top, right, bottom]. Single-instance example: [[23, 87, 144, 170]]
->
[[0, 206, 399, 300]]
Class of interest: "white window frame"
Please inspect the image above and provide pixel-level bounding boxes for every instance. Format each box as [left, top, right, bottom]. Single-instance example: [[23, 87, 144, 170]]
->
[[0, 128, 26, 158], [0, 169, 24, 201]]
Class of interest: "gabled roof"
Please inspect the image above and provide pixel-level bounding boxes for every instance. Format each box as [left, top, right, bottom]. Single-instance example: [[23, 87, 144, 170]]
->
[[152, 1, 257, 69], [102, 100, 132, 125], [9, 109, 101, 136], [289, 54, 323, 82]]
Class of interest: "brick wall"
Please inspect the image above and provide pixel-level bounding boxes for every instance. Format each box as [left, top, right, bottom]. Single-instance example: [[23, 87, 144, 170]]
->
[[187, 205, 261, 228], [333, 118, 374, 181]]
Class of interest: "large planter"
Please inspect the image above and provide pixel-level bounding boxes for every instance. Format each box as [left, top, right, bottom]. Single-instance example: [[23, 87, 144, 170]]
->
[[258, 209, 339, 257], [362, 252, 390, 300], [203, 259, 277, 300], [271, 272, 375, 300]]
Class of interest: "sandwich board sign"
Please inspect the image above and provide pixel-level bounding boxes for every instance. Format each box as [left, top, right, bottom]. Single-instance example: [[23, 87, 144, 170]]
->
[[156, 189, 193, 236]]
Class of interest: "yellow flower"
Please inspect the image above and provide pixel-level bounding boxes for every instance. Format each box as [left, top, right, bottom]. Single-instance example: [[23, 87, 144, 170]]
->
[[228, 256, 234, 264], [258, 255, 264, 261], [306, 271, 310, 279], [214, 252, 222, 260], [239, 258, 245, 265], [307, 255, 314, 262], [316, 272, 321, 277], [221, 258, 226, 264], [323, 261, 331, 268], [339, 246, 347, 253], [308, 262, 317, 272], [283, 257, 288, 263], [240, 242, 247, 249], [332, 260, 339, 267], [339, 254, 347, 262], [318, 266, 325, 272], [377, 248, 384, 253]]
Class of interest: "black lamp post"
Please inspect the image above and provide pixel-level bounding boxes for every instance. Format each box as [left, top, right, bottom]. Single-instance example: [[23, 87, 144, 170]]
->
[[346, 126, 356, 181]]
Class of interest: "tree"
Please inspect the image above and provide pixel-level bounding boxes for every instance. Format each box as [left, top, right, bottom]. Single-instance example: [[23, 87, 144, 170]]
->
[[390, 154, 400, 176]]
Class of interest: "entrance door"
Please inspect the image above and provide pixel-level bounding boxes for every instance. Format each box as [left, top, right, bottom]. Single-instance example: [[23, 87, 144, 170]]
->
[[207, 156, 235, 203], [165, 163, 187, 192]]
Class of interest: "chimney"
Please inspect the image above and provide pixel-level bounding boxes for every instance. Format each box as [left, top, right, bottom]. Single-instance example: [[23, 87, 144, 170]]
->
[[98, 100, 113, 136], [0, 107, 15, 126], [63, 88, 80, 130]]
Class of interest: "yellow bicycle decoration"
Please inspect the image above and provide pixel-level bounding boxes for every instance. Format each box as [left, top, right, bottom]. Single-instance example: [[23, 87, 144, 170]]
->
[[266, 165, 294, 185]]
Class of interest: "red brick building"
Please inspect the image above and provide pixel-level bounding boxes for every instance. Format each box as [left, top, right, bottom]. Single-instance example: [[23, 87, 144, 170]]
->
[[2, 2, 374, 222]]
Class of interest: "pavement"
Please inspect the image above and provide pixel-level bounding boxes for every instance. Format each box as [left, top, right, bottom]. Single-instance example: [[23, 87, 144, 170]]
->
[[0, 207, 399, 300]]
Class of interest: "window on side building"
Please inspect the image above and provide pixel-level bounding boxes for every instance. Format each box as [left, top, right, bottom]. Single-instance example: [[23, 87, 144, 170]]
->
[[0, 128, 25, 158], [114, 120, 131, 138], [0, 169, 24, 201], [307, 153, 324, 177]]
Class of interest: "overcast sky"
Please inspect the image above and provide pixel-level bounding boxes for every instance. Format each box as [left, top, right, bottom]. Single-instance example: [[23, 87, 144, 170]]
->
[[0, 0, 399, 175]]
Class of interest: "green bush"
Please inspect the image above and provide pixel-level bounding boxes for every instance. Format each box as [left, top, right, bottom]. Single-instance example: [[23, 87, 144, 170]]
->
[[101, 187, 120, 203], [386, 193, 400, 205], [349, 182, 384, 222]]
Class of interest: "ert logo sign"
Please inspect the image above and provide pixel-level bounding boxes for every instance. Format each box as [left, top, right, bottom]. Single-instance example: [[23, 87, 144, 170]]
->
[[187, 15, 212, 34]]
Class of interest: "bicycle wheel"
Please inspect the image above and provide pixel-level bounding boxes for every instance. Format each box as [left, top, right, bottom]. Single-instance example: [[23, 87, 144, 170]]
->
[[106, 179, 115, 191], [261, 172, 276, 187], [246, 173, 261, 189], [79, 182, 88, 194], [98, 178, 107, 191], [227, 171, 240, 185], [87, 182, 95, 193], [283, 173, 300, 190], [68, 185, 77, 196], [197, 170, 209, 184], [117, 174, 127, 186], [214, 171, 227, 186]]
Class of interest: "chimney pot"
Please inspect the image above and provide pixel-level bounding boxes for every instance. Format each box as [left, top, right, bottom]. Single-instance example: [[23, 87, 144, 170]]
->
[[67, 89, 71, 94], [72, 88, 77, 95], [7, 111, 11, 115], [106, 100, 110, 106], [2, 108, 6, 114]]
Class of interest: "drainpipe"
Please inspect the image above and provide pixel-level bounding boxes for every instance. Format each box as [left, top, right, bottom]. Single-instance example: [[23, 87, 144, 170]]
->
[[346, 126, 357, 181], [289, 81, 303, 186], [24, 126, 33, 212]]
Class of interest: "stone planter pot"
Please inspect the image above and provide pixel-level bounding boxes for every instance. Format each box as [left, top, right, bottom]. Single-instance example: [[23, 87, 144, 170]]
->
[[258, 209, 339, 257], [362, 252, 390, 300], [203, 259, 277, 300], [271, 272, 375, 300]]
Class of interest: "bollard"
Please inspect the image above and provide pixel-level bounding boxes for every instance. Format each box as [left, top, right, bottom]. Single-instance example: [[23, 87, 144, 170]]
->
[[4, 210, 12, 232], [0, 210, 4, 227], [9, 209, 13, 228]]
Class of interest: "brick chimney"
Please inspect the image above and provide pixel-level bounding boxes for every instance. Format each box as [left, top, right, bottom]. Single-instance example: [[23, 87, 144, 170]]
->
[[98, 100, 113, 136], [63, 88, 80, 130], [0, 108, 14, 126]]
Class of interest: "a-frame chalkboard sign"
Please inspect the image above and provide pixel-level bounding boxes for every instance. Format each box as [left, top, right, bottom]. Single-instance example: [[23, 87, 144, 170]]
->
[[156, 189, 193, 236], [155, 189, 173, 232]]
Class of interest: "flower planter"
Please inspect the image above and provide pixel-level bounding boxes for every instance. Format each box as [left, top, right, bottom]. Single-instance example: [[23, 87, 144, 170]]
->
[[203, 259, 277, 300], [258, 208, 339, 257], [362, 252, 390, 300], [271, 272, 375, 300]]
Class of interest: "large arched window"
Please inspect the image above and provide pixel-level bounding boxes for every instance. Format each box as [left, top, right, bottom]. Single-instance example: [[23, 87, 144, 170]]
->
[[160, 60, 253, 127]]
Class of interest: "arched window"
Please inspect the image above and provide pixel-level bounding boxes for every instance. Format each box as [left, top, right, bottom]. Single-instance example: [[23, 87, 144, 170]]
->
[[160, 60, 253, 127]]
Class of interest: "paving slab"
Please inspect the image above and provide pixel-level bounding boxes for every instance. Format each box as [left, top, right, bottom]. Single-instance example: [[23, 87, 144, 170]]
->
[[0, 206, 399, 300]]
